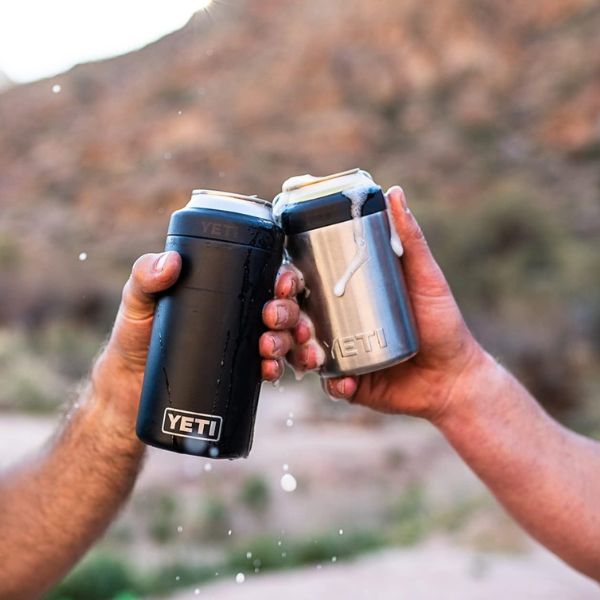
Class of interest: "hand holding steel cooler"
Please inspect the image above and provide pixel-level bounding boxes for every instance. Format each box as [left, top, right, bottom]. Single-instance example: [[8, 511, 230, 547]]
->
[[136, 190, 284, 459], [273, 169, 419, 377]]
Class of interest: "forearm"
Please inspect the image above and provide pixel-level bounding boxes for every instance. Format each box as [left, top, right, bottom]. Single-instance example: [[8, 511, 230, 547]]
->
[[0, 354, 145, 599], [437, 350, 600, 581]]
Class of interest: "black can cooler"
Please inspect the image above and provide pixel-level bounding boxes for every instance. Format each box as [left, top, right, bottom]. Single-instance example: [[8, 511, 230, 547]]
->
[[136, 190, 284, 459]]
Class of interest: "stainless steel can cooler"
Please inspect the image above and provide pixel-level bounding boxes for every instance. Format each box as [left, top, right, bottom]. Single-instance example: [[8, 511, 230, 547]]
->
[[273, 169, 419, 377]]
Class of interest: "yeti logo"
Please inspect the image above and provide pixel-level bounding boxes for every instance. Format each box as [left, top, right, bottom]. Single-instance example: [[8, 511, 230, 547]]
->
[[331, 327, 387, 358], [162, 408, 222, 442]]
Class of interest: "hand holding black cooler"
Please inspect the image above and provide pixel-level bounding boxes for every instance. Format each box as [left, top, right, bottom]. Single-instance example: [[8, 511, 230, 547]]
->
[[136, 190, 283, 459]]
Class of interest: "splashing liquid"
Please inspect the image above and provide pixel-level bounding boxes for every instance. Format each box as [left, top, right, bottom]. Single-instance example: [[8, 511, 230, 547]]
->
[[333, 186, 372, 297], [385, 193, 404, 257]]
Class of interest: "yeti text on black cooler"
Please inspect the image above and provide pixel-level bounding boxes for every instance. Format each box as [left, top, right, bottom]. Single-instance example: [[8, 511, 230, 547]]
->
[[162, 408, 222, 442]]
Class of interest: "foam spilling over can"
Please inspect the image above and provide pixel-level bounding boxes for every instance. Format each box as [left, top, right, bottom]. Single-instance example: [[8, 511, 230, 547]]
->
[[136, 190, 284, 459], [273, 168, 419, 377]]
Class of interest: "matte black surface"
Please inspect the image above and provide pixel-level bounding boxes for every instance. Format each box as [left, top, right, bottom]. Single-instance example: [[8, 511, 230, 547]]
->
[[136, 207, 283, 459], [169, 207, 281, 249], [280, 186, 385, 235]]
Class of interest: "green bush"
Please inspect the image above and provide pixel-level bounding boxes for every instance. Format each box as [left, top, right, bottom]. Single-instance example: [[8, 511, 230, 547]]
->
[[45, 553, 214, 600], [134, 491, 179, 544], [226, 529, 384, 573], [0, 233, 21, 268], [44, 554, 137, 600], [30, 321, 103, 380], [238, 475, 271, 514], [387, 484, 429, 546], [0, 330, 68, 413], [199, 494, 232, 541]]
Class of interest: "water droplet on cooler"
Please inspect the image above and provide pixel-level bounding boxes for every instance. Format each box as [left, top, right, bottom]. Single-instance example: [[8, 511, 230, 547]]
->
[[286, 418, 294, 427], [281, 552, 287, 558], [332, 556, 337, 562], [339, 529, 344, 535], [52, 84, 61, 94], [227, 529, 232, 536], [283, 463, 289, 472], [78, 252, 87, 261], [280, 473, 297, 492], [178, 110, 182, 115], [194, 589, 200, 595], [177, 525, 183, 533], [204, 463, 212, 472], [235, 572, 245, 584], [175, 575, 180, 581], [246, 551, 252, 559], [209, 447, 219, 458]]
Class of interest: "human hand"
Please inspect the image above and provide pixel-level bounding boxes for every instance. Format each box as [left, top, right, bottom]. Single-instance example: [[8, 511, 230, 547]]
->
[[261, 187, 485, 424], [91, 252, 182, 422]]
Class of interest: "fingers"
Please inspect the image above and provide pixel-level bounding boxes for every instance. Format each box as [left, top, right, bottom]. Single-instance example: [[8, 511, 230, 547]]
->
[[293, 311, 313, 345], [324, 376, 359, 400], [275, 264, 305, 299], [262, 299, 300, 330], [288, 341, 325, 372], [386, 186, 450, 298], [121, 252, 182, 321], [261, 359, 284, 382], [259, 331, 294, 359]]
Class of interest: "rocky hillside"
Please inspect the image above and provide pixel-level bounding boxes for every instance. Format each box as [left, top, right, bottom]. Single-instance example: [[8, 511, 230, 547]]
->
[[0, 0, 599, 408]]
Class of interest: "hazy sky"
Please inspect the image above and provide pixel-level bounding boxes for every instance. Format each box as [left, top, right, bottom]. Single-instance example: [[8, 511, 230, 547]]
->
[[0, 0, 214, 83]]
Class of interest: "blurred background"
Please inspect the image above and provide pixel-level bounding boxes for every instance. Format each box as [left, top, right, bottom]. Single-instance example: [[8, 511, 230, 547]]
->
[[1, 0, 599, 598]]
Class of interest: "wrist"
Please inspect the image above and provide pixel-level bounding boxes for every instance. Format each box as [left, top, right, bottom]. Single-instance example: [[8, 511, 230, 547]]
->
[[87, 348, 145, 444], [431, 345, 507, 431]]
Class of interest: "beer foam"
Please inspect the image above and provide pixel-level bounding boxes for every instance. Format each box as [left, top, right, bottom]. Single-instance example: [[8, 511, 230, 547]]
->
[[385, 193, 404, 257], [333, 185, 372, 297], [272, 168, 374, 223]]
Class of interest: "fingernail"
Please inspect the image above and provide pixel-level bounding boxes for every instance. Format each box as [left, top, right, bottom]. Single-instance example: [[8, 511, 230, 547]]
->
[[288, 276, 297, 296], [336, 380, 346, 395], [154, 252, 170, 272], [275, 305, 289, 326]]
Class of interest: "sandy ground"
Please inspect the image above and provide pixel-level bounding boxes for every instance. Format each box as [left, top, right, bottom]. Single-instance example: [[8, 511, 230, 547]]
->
[[1, 382, 598, 599], [164, 542, 599, 600]]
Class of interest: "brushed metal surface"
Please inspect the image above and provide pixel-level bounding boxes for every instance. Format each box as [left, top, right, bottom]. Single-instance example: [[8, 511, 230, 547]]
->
[[287, 211, 419, 376]]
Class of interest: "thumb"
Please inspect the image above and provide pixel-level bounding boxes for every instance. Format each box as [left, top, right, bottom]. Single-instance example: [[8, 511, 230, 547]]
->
[[386, 186, 450, 298], [107, 251, 182, 369], [120, 251, 182, 321]]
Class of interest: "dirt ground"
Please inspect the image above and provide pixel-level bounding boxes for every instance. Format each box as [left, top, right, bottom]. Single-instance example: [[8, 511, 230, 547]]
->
[[1, 379, 598, 599], [164, 542, 599, 600]]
